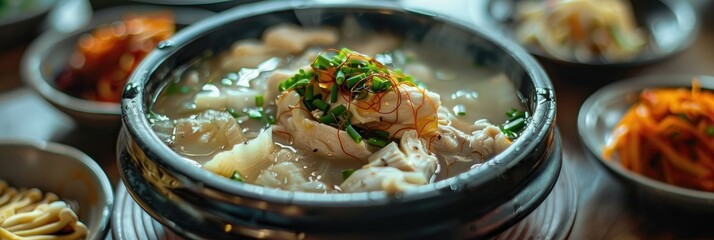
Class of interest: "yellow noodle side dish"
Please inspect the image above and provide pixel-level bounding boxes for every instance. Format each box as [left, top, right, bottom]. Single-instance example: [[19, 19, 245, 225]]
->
[[515, 0, 647, 63], [0, 180, 88, 240]]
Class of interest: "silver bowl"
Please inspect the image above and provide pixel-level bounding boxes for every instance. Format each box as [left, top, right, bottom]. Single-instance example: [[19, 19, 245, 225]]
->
[[578, 75, 714, 211], [118, 1, 559, 239], [21, 5, 214, 127], [0, 139, 114, 240]]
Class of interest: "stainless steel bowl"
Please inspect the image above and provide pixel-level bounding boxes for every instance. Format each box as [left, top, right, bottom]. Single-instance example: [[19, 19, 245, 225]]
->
[[20, 5, 214, 127], [118, 1, 559, 239], [578, 75, 714, 211], [0, 139, 113, 240]]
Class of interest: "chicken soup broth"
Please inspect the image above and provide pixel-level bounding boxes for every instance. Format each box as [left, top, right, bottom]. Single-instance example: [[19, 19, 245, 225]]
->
[[150, 24, 526, 193]]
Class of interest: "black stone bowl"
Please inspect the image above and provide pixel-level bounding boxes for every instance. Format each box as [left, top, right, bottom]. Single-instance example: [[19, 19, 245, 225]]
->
[[117, 1, 559, 239]]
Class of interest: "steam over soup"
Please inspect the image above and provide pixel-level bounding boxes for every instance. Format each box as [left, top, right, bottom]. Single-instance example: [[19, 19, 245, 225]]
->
[[150, 24, 528, 194]]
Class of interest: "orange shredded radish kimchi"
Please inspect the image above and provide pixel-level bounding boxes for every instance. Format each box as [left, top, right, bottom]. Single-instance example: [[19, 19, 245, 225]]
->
[[603, 79, 714, 191]]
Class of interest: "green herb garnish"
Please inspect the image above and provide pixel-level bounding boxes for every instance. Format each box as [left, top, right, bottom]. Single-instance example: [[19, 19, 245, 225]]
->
[[341, 169, 356, 181], [500, 109, 528, 139], [255, 95, 264, 107], [230, 170, 245, 182], [345, 124, 362, 143]]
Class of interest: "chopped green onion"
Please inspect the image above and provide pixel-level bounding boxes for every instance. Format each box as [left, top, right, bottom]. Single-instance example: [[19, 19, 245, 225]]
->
[[367, 130, 390, 139], [230, 170, 245, 182], [371, 76, 391, 92], [293, 78, 310, 88], [226, 109, 240, 118], [166, 82, 190, 95], [319, 114, 336, 124], [506, 108, 526, 120], [706, 125, 714, 137], [366, 138, 387, 148], [265, 114, 276, 125], [355, 91, 369, 100], [345, 125, 362, 143], [255, 95, 264, 107], [332, 52, 346, 66], [499, 125, 516, 139], [179, 86, 190, 94], [247, 108, 263, 119], [303, 98, 315, 111], [312, 99, 330, 112], [504, 117, 526, 132], [279, 70, 314, 92], [305, 85, 314, 100], [314, 54, 333, 70], [341, 169, 356, 181], [454, 104, 466, 116], [399, 75, 414, 83], [336, 70, 345, 85], [328, 105, 347, 117], [147, 111, 159, 120], [346, 73, 366, 88], [330, 83, 339, 103], [348, 58, 368, 67]]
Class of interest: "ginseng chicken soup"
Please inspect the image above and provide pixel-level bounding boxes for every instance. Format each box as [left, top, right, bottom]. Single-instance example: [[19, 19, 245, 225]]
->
[[149, 22, 528, 194]]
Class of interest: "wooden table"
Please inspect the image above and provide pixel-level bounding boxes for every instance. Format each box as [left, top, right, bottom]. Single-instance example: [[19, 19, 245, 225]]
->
[[1, 1, 713, 239]]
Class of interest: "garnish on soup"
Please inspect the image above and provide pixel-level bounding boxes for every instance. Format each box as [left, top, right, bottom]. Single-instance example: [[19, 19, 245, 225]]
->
[[603, 79, 714, 191]]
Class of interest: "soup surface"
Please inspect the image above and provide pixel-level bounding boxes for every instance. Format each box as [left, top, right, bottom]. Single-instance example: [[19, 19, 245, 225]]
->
[[150, 23, 527, 193]]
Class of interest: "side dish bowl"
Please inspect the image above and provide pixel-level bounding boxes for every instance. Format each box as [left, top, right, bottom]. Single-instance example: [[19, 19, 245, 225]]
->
[[118, 1, 559, 239], [479, 0, 698, 67], [0, 0, 55, 49], [0, 139, 113, 240], [21, 5, 214, 127], [578, 75, 714, 211]]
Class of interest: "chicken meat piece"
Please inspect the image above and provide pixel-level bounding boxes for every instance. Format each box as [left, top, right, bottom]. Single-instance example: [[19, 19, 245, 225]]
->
[[431, 120, 511, 161], [366, 130, 437, 179], [343, 130, 437, 193], [275, 91, 372, 161], [220, 40, 285, 71], [263, 24, 338, 54], [152, 110, 246, 157], [203, 128, 274, 178], [340, 167, 427, 193], [340, 84, 441, 138], [255, 162, 328, 192]]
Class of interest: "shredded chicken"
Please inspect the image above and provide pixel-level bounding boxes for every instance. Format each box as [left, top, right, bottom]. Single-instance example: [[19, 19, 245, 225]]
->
[[203, 128, 274, 179], [263, 24, 338, 54], [275, 91, 372, 161], [341, 130, 437, 193], [255, 162, 328, 192], [153, 110, 246, 157]]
